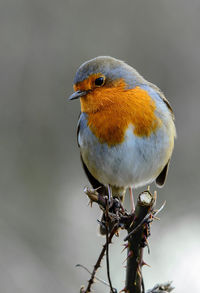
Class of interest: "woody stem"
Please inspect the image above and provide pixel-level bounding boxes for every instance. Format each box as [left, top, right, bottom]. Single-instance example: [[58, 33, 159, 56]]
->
[[84, 224, 118, 293], [125, 191, 154, 293]]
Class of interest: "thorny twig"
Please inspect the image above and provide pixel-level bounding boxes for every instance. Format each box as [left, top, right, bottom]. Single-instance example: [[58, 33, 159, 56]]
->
[[105, 198, 115, 293], [76, 264, 116, 290], [83, 223, 118, 293], [124, 201, 166, 242], [79, 187, 174, 293], [124, 191, 155, 293]]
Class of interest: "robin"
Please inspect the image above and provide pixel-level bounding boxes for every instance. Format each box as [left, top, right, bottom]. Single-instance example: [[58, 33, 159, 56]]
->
[[69, 56, 176, 233]]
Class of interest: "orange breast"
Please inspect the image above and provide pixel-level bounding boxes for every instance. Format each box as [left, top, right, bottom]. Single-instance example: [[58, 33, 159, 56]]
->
[[79, 80, 162, 146]]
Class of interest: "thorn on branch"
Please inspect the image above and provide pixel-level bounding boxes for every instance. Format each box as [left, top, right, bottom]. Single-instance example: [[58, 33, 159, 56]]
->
[[121, 243, 129, 253]]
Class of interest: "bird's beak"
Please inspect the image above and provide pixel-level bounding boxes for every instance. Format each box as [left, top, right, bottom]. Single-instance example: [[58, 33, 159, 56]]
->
[[68, 90, 88, 101]]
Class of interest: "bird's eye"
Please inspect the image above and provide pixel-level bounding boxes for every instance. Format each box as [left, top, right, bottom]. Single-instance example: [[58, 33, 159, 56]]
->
[[94, 76, 105, 86]]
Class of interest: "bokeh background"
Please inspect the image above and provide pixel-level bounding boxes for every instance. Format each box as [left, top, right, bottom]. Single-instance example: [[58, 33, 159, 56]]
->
[[1, 0, 200, 292]]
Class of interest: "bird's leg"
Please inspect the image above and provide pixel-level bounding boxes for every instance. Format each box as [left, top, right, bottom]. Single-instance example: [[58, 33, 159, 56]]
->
[[129, 187, 135, 213]]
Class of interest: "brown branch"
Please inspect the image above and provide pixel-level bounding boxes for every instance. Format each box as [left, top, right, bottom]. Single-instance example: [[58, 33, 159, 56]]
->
[[105, 199, 115, 293], [76, 264, 111, 288], [124, 191, 155, 293], [83, 224, 118, 293]]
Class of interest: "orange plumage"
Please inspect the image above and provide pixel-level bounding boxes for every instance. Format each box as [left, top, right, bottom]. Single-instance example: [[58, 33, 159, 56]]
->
[[75, 78, 162, 146]]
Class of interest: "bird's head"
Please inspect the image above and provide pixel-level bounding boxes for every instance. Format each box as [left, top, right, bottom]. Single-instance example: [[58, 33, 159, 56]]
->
[[69, 56, 146, 113]]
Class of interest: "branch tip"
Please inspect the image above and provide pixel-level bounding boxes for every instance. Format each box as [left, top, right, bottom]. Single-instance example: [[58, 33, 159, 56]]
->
[[139, 191, 154, 206]]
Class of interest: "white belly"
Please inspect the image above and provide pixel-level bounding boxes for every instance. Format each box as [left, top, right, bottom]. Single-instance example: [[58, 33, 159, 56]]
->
[[78, 114, 174, 188]]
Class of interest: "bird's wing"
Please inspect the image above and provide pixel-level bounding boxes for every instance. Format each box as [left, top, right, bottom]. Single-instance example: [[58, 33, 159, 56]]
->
[[77, 113, 107, 194], [155, 160, 170, 187], [80, 154, 107, 194], [76, 112, 81, 147], [148, 82, 175, 120], [148, 83, 174, 187]]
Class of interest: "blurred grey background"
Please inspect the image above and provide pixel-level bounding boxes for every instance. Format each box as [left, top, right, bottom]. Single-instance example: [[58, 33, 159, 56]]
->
[[1, 0, 200, 292]]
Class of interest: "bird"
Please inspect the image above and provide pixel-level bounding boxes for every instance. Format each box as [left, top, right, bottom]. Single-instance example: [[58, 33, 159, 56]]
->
[[69, 56, 176, 233]]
